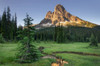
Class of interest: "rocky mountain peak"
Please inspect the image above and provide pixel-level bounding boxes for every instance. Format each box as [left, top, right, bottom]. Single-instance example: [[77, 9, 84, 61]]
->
[[54, 4, 66, 13], [38, 4, 97, 28], [45, 11, 52, 19]]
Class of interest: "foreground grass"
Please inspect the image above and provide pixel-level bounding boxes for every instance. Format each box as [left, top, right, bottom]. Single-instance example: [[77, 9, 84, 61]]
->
[[0, 42, 100, 66], [56, 53, 100, 66], [0, 42, 55, 66], [0, 43, 17, 64], [36, 41, 100, 54], [1, 59, 55, 66]]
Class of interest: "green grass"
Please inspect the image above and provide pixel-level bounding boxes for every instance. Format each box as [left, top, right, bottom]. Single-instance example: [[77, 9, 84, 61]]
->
[[0, 42, 55, 66], [35, 42, 100, 54], [0, 43, 17, 64], [0, 41, 100, 66], [56, 53, 100, 66], [1, 59, 55, 66]]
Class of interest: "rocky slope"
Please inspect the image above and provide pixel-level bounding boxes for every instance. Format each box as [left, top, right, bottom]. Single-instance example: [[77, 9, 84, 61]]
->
[[36, 4, 97, 29]]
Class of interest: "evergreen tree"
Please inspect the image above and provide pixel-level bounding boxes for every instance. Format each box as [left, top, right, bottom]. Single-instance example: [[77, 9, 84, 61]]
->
[[9, 16, 15, 40], [54, 26, 57, 41], [1, 10, 7, 39], [11, 14, 17, 40], [17, 25, 23, 41], [0, 16, 1, 33], [6, 6, 12, 40], [0, 7, 17, 41], [14, 13, 17, 39], [55, 25, 66, 43], [17, 14, 40, 63], [0, 34, 5, 43], [89, 34, 98, 47], [11, 16, 15, 40]]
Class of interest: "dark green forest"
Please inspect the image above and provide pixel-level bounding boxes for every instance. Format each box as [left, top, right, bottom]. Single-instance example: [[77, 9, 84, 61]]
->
[[0, 7, 17, 41], [34, 26, 100, 43]]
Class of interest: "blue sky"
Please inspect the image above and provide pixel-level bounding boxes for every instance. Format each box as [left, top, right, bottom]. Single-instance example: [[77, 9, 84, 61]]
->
[[0, 0, 100, 26]]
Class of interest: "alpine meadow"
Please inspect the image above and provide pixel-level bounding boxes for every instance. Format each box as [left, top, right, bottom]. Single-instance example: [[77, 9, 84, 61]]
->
[[0, 0, 100, 66]]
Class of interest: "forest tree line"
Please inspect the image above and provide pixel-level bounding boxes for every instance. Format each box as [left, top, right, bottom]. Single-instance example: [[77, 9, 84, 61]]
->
[[34, 26, 100, 43], [0, 7, 17, 41]]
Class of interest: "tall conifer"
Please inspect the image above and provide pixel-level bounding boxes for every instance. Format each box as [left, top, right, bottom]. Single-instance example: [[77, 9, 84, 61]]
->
[[17, 14, 40, 63], [1, 10, 7, 39]]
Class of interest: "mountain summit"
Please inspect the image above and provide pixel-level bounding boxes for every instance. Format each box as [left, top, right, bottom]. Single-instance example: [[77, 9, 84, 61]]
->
[[36, 4, 97, 29]]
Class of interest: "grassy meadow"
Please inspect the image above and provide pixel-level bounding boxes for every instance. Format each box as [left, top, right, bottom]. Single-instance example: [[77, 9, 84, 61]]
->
[[0, 42, 100, 66]]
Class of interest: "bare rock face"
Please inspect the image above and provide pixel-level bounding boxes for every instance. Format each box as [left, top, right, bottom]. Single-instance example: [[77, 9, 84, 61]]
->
[[45, 11, 53, 19], [45, 4, 83, 24], [52, 4, 66, 23], [39, 4, 97, 28]]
